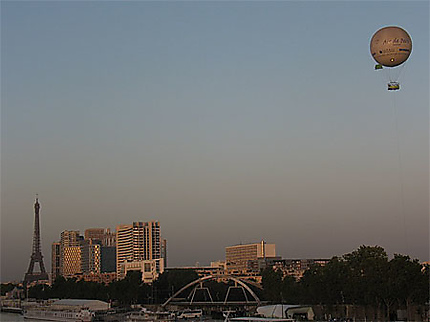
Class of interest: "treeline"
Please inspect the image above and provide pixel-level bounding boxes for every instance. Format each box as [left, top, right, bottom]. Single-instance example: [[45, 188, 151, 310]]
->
[[28, 268, 262, 305], [262, 245, 429, 319], [28, 269, 200, 305]]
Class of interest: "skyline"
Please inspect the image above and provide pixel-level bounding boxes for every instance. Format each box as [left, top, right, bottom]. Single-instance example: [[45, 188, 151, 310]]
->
[[1, 194, 427, 283], [1, 1, 429, 283]]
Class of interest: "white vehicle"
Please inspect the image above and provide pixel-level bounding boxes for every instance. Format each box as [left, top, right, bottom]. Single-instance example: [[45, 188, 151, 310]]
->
[[176, 309, 203, 319], [127, 307, 175, 322]]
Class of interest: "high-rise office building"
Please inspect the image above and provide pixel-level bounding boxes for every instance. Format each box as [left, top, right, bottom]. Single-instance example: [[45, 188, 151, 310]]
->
[[84, 228, 106, 241], [161, 238, 168, 268], [103, 229, 116, 247], [83, 228, 116, 274], [62, 245, 82, 276], [52, 227, 115, 280], [51, 242, 61, 282], [116, 221, 164, 281], [116, 224, 133, 277], [81, 239, 101, 274], [84, 228, 116, 247], [60, 230, 81, 248], [133, 221, 161, 261], [52, 228, 116, 280], [59, 230, 82, 276], [101, 246, 116, 273]]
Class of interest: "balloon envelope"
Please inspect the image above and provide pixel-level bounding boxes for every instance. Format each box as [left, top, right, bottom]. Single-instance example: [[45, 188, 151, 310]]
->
[[370, 26, 412, 67]]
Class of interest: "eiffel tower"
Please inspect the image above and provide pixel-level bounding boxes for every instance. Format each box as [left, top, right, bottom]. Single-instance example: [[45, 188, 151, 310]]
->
[[24, 196, 49, 283]]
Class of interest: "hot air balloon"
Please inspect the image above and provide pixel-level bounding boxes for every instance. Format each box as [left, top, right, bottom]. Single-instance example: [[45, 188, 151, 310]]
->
[[370, 26, 412, 90], [369, 28, 411, 255]]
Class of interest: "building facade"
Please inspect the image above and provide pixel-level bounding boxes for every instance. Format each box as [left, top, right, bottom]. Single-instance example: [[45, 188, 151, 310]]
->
[[225, 240, 276, 274], [116, 224, 134, 277], [121, 258, 164, 284], [52, 228, 115, 280], [62, 246, 82, 276], [161, 238, 168, 268], [81, 239, 101, 274], [84, 228, 116, 273], [85, 228, 116, 247], [51, 242, 61, 282], [60, 230, 81, 248], [84, 228, 106, 241], [59, 230, 82, 276], [116, 221, 164, 282], [101, 246, 116, 273]]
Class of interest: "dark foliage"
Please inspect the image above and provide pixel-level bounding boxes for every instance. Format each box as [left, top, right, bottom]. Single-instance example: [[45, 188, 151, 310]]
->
[[261, 245, 429, 320], [1, 283, 17, 296]]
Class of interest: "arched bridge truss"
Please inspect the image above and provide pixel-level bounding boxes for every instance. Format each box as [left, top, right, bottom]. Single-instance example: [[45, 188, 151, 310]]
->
[[161, 275, 261, 308]]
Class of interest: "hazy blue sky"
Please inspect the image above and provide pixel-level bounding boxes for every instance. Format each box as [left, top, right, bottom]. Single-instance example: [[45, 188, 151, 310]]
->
[[1, 1, 428, 282]]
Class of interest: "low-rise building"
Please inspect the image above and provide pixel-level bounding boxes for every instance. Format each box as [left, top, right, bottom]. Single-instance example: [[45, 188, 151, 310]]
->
[[76, 272, 117, 284], [272, 258, 330, 280], [225, 240, 277, 275], [120, 258, 164, 283]]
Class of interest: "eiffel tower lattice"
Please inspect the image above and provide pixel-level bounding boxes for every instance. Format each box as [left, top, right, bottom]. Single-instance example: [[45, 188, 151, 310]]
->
[[24, 197, 49, 283]]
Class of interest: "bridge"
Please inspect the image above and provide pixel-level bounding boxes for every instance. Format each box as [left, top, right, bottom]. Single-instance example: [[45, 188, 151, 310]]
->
[[161, 274, 264, 311]]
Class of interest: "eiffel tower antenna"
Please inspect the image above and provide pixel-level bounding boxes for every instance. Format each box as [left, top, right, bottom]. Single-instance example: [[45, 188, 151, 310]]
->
[[24, 196, 49, 284]]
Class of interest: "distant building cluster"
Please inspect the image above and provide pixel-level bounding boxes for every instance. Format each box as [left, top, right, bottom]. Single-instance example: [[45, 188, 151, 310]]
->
[[29, 199, 328, 285], [226, 241, 277, 273], [163, 241, 330, 284], [51, 222, 167, 284], [221, 241, 328, 282], [271, 258, 330, 280], [49, 225, 328, 285]]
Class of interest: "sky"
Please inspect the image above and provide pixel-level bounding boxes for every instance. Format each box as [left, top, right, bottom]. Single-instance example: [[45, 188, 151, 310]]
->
[[1, 1, 429, 283]]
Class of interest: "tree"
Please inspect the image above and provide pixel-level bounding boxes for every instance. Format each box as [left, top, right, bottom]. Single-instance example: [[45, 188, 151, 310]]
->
[[388, 254, 429, 320], [280, 275, 299, 304], [108, 271, 145, 305], [299, 263, 325, 305], [261, 267, 283, 302], [343, 245, 388, 308], [28, 283, 50, 299], [50, 275, 67, 298], [321, 256, 349, 305], [1, 283, 17, 296]]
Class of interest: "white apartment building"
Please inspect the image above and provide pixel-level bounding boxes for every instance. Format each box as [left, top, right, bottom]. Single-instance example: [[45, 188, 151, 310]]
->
[[116, 221, 164, 282]]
